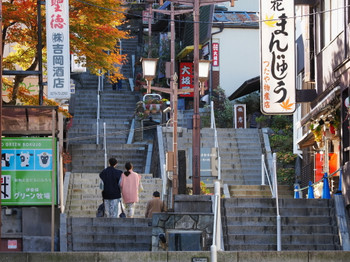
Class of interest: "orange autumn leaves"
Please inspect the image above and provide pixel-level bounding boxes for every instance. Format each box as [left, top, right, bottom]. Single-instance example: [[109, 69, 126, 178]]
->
[[3, 0, 129, 104]]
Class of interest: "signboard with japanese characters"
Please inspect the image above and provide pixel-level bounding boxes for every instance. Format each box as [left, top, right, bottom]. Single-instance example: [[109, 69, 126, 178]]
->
[[234, 104, 246, 128], [212, 43, 219, 67], [143, 10, 154, 24], [46, 0, 70, 99], [1, 138, 57, 205], [179, 62, 194, 97], [260, 0, 295, 114], [188, 147, 218, 177]]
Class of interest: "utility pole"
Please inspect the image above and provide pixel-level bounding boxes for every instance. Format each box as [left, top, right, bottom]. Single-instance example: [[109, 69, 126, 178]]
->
[[146, 3, 191, 200], [169, 0, 233, 194]]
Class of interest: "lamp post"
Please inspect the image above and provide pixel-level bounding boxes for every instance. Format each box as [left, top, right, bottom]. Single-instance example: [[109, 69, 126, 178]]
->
[[141, 57, 158, 93], [142, 58, 191, 202], [142, 58, 210, 200], [169, 0, 232, 194]]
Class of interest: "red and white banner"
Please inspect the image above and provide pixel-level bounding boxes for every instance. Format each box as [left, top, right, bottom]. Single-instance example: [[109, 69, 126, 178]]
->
[[46, 0, 70, 99], [212, 43, 219, 67], [260, 0, 295, 114], [179, 62, 194, 97]]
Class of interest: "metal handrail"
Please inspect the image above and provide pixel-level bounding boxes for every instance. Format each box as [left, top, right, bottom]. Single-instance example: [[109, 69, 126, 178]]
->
[[297, 167, 342, 193], [211, 181, 222, 262], [273, 153, 281, 251], [262, 154, 274, 197], [210, 101, 221, 180], [103, 122, 107, 168], [96, 71, 102, 145]]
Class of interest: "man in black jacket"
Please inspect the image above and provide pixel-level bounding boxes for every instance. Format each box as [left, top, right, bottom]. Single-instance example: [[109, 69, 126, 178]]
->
[[99, 158, 123, 217]]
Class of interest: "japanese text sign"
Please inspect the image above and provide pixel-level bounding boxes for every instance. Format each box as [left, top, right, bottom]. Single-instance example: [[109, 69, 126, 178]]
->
[[179, 62, 194, 97], [234, 104, 246, 128], [46, 0, 70, 99], [212, 43, 219, 67], [260, 0, 295, 114], [1, 138, 57, 205]]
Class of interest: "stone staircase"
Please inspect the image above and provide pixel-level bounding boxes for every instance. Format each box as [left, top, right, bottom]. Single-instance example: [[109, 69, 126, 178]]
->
[[67, 217, 152, 251], [65, 172, 163, 218], [69, 143, 147, 174], [62, 36, 164, 252], [64, 171, 161, 252], [162, 127, 263, 186], [228, 185, 293, 198], [222, 197, 341, 251]]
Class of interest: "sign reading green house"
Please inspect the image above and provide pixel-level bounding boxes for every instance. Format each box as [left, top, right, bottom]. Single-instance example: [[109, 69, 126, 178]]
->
[[1, 137, 57, 205]]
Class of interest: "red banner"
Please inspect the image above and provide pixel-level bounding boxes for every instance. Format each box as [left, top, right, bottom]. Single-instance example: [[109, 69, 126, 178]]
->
[[179, 62, 194, 97], [212, 43, 219, 67]]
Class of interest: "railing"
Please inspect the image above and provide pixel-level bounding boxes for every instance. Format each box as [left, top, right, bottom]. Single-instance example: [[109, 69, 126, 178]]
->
[[210, 101, 223, 262], [211, 181, 222, 262], [210, 101, 221, 180], [261, 154, 274, 197], [261, 128, 275, 196], [295, 168, 342, 199], [272, 153, 281, 251], [96, 71, 104, 145], [103, 122, 107, 168]]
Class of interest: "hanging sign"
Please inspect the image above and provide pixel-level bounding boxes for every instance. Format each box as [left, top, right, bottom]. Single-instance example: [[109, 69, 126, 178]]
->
[[46, 0, 70, 99], [260, 0, 295, 114], [179, 62, 194, 97], [212, 43, 219, 67]]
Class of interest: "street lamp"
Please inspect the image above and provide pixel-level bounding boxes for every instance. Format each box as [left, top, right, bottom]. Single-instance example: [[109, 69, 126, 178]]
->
[[198, 60, 211, 95], [141, 57, 158, 93]]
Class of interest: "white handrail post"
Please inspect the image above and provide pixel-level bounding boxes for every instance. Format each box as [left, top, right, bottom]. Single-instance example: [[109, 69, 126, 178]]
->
[[210, 101, 214, 129], [273, 152, 281, 251], [104, 122, 107, 168], [97, 71, 101, 145], [211, 180, 221, 262], [218, 156, 221, 181], [261, 154, 266, 185]]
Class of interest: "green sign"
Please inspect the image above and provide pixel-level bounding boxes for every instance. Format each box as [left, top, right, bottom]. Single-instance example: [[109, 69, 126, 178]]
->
[[1, 137, 57, 205]]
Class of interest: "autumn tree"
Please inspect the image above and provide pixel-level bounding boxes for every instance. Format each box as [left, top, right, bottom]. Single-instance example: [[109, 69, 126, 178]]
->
[[2, 0, 129, 105]]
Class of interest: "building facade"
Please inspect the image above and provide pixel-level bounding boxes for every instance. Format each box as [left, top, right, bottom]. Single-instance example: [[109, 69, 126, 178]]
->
[[294, 1, 350, 204]]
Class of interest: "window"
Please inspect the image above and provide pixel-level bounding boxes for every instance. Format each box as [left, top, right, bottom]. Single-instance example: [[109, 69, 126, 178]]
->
[[318, 0, 345, 49]]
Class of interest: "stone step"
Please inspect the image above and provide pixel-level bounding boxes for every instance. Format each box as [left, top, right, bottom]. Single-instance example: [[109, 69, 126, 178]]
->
[[225, 234, 338, 246], [65, 172, 163, 218], [225, 225, 337, 234], [226, 243, 338, 251], [68, 217, 152, 251], [223, 216, 334, 226]]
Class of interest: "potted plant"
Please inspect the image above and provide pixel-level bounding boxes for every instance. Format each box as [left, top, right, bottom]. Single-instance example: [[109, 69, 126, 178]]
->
[[310, 123, 323, 147], [135, 73, 146, 92]]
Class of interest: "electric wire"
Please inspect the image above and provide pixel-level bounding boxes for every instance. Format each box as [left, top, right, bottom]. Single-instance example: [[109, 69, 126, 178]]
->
[[64, 119, 169, 143], [72, 0, 350, 27]]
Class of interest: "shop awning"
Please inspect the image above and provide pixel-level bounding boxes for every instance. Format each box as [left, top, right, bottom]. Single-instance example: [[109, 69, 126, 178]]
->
[[177, 45, 202, 60], [297, 130, 316, 149], [2, 106, 58, 135], [300, 86, 340, 126], [228, 76, 260, 100]]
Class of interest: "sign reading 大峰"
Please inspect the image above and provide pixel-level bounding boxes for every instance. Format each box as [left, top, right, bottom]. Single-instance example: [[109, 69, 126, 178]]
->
[[260, 0, 295, 114], [1, 137, 57, 205]]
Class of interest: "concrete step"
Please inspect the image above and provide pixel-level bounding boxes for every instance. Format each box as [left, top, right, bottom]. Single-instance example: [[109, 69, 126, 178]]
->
[[222, 197, 340, 251], [65, 172, 163, 218], [68, 217, 152, 251]]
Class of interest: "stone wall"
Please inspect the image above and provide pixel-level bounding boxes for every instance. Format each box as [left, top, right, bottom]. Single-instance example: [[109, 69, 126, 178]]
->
[[1, 251, 350, 262]]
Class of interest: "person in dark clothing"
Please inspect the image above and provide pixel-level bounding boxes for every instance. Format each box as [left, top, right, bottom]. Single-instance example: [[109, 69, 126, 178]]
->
[[99, 158, 123, 217]]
